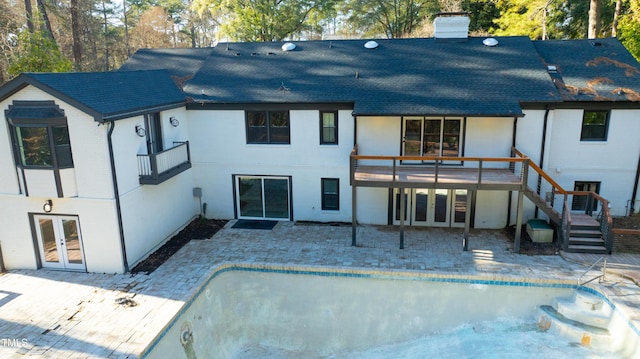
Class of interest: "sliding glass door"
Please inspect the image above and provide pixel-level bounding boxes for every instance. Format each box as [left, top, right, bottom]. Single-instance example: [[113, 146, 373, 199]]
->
[[237, 176, 290, 220]]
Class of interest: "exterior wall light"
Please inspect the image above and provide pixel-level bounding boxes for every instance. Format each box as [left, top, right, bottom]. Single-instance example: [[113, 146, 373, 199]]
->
[[169, 117, 180, 127], [135, 125, 146, 137], [43, 199, 53, 213]]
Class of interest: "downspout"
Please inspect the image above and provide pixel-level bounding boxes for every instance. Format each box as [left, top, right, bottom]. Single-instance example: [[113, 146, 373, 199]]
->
[[352, 114, 357, 147], [535, 108, 550, 218], [507, 117, 518, 226], [107, 120, 129, 272], [631, 152, 640, 214]]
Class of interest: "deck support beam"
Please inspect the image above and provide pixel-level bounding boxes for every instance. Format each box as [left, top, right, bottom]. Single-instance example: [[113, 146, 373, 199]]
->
[[463, 190, 473, 251], [514, 190, 524, 253], [399, 187, 405, 249], [352, 184, 357, 246]]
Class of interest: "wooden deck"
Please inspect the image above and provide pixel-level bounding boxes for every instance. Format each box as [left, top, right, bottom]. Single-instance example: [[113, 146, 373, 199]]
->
[[353, 165, 523, 190], [570, 213, 601, 227]]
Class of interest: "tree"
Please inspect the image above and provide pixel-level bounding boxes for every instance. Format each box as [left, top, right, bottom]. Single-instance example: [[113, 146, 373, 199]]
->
[[618, 0, 640, 60], [70, 0, 83, 70], [461, 0, 500, 34], [493, 0, 553, 39], [588, 0, 601, 38], [612, 0, 623, 36], [0, 0, 20, 83], [8, 23, 72, 77], [184, 6, 220, 47], [130, 6, 173, 48], [193, 0, 337, 41], [24, 0, 35, 33], [341, 0, 439, 38]]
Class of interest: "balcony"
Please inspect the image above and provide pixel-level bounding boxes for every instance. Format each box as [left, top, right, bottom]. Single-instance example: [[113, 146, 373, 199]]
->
[[349, 145, 528, 191], [137, 141, 191, 185]]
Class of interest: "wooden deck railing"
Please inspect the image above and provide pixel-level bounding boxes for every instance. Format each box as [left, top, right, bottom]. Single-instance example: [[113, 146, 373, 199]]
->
[[512, 148, 614, 252], [350, 145, 616, 252], [350, 144, 529, 188]]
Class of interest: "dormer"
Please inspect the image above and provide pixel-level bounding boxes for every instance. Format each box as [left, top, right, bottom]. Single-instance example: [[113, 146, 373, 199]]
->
[[5, 100, 77, 198]]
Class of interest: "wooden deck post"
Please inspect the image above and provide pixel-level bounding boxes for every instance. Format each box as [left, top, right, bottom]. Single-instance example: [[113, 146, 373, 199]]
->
[[352, 184, 357, 246], [463, 190, 473, 251], [514, 190, 524, 253], [399, 187, 405, 249]]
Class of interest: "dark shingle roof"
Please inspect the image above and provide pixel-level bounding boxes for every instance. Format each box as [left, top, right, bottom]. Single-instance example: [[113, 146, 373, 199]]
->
[[533, 38, 640, 102], [5, 37, 638, 120], [119, 48, 213, 79], [179, 37, 560, 116], [0, 70, 185, 121]]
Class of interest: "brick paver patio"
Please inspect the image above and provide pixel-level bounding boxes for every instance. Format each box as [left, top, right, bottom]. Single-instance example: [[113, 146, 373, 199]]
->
[[0, 221, 638, 358]]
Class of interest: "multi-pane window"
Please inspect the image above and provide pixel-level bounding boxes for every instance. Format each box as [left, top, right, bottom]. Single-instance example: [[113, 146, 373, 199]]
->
[[321, 178, 340, 211], [403, 117, 462, 162], [7, 101, 73, 169], [246, 111, 290, 144], [320, 111, 338, 144], [580, 111, 609, 141], [14, 125, 73, 168]]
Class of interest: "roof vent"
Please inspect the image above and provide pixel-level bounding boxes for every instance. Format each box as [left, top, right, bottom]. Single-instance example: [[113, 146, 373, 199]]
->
[[434, 13, 470, 39], [547, 65, 558, 73], [590, 40, 603, 47], [364, 40, 379, 49], [281, 42, 296, 51], [482, 38, 498, 47]]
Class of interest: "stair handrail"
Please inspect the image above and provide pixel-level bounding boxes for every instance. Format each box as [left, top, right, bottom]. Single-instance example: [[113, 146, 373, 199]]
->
[[577, 256, 607, 286], [563, 190, 613, 254], [596, 196, 614, 254], [512, 148, 567, 193], [561, 199, 571, 251], [512, 148, 614, 254]]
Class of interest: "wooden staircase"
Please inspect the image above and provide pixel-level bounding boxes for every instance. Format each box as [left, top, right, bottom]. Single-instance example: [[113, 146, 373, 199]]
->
[[566, 214, 608, 254], [523, 187, 609, 254], [523, 188, 561, 224], [513, 147, 613, 254]]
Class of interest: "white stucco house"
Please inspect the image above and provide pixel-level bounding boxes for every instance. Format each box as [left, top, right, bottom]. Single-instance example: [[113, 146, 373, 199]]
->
[[1, 15, 639, 273]]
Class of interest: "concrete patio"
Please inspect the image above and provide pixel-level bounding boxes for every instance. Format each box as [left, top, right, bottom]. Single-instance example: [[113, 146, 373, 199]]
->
[[0, 220, 638, 358]]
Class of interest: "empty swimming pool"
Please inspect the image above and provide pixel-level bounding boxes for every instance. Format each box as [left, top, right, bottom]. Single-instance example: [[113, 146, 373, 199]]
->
[[141, 265, 639, 358]]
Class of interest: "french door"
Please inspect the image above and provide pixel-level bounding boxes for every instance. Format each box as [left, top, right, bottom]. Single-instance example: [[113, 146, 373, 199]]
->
[[402, 117, 462, 163], [34, 215, 86, 271], [236, 176, 290, 220], [393, 188, 467, 228]]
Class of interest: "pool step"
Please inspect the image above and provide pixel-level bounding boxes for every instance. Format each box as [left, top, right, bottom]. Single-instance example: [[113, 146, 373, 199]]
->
[[537, 291, 612, 350], [554, 291, 612, 329]]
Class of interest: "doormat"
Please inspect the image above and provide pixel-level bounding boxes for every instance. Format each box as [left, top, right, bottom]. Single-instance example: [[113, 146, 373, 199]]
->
[[232, 219, 278, 230]]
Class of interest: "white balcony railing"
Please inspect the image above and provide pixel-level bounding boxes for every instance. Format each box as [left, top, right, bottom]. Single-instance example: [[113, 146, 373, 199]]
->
[[137, 141, 191, 185]]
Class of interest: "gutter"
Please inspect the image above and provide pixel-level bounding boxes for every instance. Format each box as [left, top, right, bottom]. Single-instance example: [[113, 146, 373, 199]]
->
[[106, 120, 129, 272], [100, 102, 185, 123]]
